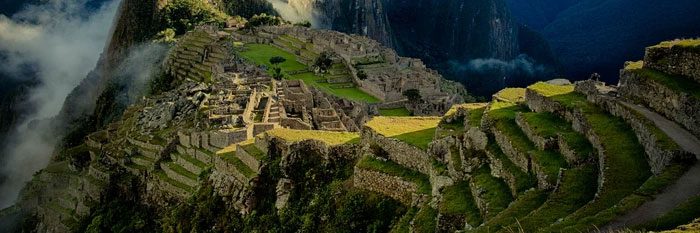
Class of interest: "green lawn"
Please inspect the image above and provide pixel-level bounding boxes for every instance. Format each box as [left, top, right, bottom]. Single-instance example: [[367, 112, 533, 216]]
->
[[288, 72, 380, 103], [379, 107, 412, 116], [239, 44, 380, 103], [239, 43, 307, 71]]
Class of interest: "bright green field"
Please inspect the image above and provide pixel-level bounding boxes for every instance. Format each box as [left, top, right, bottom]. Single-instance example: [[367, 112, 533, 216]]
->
[[288, 72, 380, 103], [239, 44, 380, 103], [239, 44, 307, 72]]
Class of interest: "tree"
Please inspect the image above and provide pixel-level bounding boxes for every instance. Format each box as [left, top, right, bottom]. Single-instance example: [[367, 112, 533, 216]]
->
[[272, 67, 284, 80], [403, 89, 422, 104], [357, 69, 368, 80], [314, 51, 333, 72], [269, 56, 286, 67]]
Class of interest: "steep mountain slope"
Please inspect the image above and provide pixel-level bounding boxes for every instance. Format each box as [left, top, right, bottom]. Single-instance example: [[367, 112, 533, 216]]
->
[[268, 0, 559, 96], [540, 0, 700, 82], [504, 0, 582, 30]]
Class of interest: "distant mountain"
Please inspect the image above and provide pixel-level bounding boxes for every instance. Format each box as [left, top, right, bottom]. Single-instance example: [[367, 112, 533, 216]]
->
[[507, 0, 700, 82], [504, 0, 582, 30]]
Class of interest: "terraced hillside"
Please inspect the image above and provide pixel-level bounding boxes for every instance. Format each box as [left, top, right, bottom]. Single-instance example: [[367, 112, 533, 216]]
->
[[6, 25, 700, 233]]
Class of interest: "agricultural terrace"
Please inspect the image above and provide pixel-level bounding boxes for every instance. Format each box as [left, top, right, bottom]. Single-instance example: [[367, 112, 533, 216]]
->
[[265, 128, 360, 145], [238, 43, 380, 103], [365, 117, 441, 149]]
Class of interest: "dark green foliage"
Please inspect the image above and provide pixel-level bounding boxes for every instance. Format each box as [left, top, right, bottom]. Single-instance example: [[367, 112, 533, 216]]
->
[[223, 0, 276, 19], [161, 183, 244, 233], [245, 13, 283, 28], [294, 21, 312, 28], [77, 174, 161, 233], [357, 69, 368, 80], [403, 89, 422, 104], [161, 0, 228, 35], [314, 51, 334, 71], [272, 67, 283, 80], [269, 56, 287, 66]]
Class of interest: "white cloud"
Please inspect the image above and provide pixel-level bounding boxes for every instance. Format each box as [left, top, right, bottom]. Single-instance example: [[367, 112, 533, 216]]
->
[[0, 0, 119, 208]]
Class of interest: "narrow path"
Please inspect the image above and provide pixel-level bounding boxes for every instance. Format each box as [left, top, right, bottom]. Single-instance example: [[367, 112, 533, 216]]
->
[[604, 101, 700, 231]]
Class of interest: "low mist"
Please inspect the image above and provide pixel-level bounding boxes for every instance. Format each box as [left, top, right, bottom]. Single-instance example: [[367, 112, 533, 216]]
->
[[266, 0, 319, 25], [0, 0, 119, 208]]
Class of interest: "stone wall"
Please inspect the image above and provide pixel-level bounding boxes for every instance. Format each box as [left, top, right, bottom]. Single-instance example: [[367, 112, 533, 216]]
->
[[525, 89, 608, 194], [515, 113, 557, 150], [491, 128, 530, 173], [362, 126, 433, 175], [353, 167, 419, 205], [644, 46, 700, 82], [209, 128, 248, 148], [160, 163, 198, 187], [619, 69, 700, 137], [577, 80, 693, 174]]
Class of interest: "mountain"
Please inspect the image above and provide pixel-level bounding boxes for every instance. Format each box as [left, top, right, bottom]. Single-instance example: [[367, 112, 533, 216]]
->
[[504, 0, 582, 30], [271, 0, 559, 96], [506, 0, 700, 83]]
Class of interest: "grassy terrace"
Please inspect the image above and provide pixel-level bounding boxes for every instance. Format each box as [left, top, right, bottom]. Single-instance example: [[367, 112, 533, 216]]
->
[[486, 141, 536, 194], [287, 72, 380, 103], [238, 43, 380, 103], [488, 104, 568, 184], [365, 117, 441, 150], [439, 181, 483, 226], [413, 205, 438, 233], [471, 166, 514, 219], [241, 143, 266, 161], [515, 165, 598, 232], [493, 88, 526, 102], [468, 107, 486, 128], [624, 63, 700, 99], [176, 153, 207, 169], [652, 39, 700, 49], [379, 107, 412, 116], [636, 194, 700, 231], [391, 207, 418, 233], [155, 171, 193, 193], [166, 162, 198, 180], [529, 82, 651, 229], [219, 152, 255, 178], [520, 112, 595, 162], [469, 189, 548, 233], [445, 103, 488, 117], [266, 128, 360, 145], [560, 163, 690, 232], [357, 156, 431, 194]]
